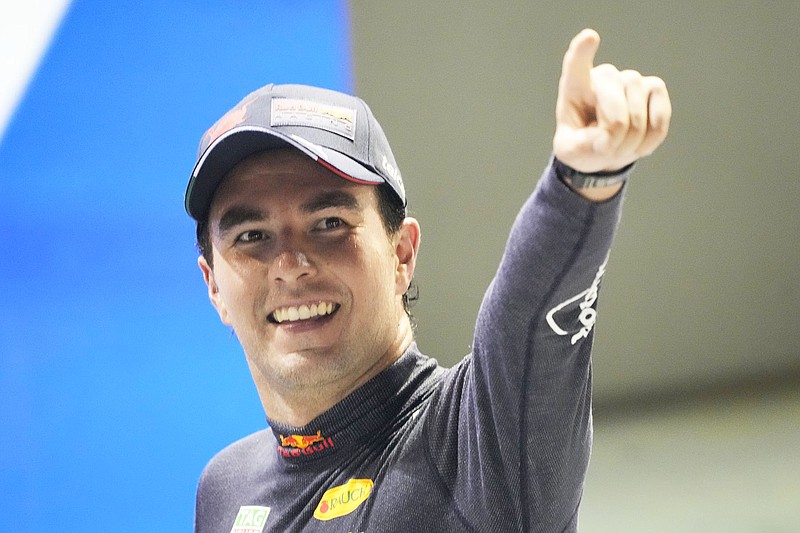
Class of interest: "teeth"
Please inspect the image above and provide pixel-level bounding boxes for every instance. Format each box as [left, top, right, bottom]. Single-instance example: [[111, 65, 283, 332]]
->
[[272, 302, 335, 323]]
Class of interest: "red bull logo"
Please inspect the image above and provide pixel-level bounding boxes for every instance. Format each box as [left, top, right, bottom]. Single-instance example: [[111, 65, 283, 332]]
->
[[277, 430, 334, 458], [200, 92, 260, 149], [280, 430, 324, 449]]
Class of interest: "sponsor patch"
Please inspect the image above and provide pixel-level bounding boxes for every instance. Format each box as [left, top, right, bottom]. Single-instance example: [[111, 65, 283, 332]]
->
[[313, 479, 373, 521], [280, 430, 325, 449], [230, 505, 271, 533], [271, 98, 356, 140], [277, 430, 335, 458]]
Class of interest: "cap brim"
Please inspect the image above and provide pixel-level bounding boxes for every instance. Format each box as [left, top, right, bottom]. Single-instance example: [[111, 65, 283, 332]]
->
[[185, 126, 385, 220]]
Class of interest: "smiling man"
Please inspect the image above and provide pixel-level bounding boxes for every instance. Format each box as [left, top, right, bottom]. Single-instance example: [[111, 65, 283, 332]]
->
[[198, 149, 418, 426], [187, 29, 670, 532]]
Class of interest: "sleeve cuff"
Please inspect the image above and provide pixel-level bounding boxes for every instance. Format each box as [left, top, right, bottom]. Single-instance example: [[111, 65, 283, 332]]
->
[[552, 156, 634, 189]]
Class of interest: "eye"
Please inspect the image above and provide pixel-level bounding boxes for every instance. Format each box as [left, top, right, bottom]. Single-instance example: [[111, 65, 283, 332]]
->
[[236, 229, 266, 243], [316, 217, 345, 231]]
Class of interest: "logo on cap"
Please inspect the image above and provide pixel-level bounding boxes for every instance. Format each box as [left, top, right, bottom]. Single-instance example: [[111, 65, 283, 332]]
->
[[271, 98, 356, 140], [201, 92, 260, 150], [381, 154, 403, 188]]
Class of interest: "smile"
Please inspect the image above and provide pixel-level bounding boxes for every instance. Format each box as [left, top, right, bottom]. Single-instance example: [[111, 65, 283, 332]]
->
[[270, 302, 338, 324]]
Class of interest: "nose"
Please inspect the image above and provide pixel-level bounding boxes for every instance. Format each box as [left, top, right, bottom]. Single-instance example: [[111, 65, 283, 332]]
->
[[270, 242, 317, 284]]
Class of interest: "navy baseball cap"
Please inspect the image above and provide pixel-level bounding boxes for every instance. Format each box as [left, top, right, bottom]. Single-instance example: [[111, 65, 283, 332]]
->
[[185, 83, 405, 221]]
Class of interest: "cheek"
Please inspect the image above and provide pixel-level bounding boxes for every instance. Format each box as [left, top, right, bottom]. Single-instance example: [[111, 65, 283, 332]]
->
[[212, 263, 265, 318], [318, 234, 389, 285], [350, 238, 399, 301]]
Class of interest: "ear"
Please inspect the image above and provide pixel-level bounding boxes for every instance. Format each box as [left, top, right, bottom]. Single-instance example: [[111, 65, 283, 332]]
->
[[198, 255, 232, 326], [393, 217, 421, 296]]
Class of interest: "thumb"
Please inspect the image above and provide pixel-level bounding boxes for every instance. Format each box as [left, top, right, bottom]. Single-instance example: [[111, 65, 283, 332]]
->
[[559, 29, 601, 98]]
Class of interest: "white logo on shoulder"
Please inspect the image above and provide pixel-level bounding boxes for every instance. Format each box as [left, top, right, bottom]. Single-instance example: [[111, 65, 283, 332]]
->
[[230, 505, 271, 533], [546, 255, 608, 345]]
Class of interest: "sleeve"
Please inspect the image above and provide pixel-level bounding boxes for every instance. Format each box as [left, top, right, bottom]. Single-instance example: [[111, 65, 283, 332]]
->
[[427, 156, 628, 532]]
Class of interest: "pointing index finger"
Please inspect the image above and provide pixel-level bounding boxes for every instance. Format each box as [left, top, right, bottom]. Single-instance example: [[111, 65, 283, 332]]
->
[[560, 29, 601, 93]]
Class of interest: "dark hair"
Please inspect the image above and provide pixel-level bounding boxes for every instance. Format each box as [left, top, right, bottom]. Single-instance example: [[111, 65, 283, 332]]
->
[[196, 182, 418, 316]]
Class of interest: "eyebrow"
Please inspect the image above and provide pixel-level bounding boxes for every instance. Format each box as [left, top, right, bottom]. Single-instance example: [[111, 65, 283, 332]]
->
[[214, 190, 363, 236], [300, 190, 361, 213], [216, 206, 267, 236]]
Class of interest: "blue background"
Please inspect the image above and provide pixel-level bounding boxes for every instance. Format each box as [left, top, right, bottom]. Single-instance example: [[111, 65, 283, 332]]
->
[[0, 1, 351, 529]]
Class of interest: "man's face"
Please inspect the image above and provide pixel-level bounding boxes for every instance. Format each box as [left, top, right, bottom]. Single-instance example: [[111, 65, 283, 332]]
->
[[198, 148, 418, 402]]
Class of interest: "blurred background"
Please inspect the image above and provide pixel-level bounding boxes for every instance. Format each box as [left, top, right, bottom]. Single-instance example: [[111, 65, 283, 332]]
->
[[1, 1, 797, 531]]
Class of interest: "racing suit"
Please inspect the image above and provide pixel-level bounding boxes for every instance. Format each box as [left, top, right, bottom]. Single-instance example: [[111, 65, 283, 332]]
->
[[195, 157, 628, 532]]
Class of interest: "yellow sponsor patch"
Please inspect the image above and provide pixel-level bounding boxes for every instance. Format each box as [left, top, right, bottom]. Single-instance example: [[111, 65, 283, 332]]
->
[[313, 479, 373, 521]]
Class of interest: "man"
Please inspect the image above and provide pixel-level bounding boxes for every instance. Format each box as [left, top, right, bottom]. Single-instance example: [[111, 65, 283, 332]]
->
[[187, 29, 670, 532]]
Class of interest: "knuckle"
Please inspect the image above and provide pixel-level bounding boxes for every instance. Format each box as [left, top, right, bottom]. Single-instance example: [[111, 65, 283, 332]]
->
[[620, 69, 642, 83], [607, 116, 628, 131], [592, 63, 620, 79], [629, 112, 647, 131], [645, 76, 668, 92]]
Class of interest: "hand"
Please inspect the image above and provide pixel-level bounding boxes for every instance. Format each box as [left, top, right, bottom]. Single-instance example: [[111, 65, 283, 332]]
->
[[553, 29, 672, 174]]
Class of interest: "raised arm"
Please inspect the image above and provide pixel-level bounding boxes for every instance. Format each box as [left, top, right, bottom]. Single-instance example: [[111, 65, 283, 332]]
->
[[429, 30, 673, 532]]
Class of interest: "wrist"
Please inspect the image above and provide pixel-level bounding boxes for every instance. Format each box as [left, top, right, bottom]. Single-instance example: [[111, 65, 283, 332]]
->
[[553, 157, 632, 201]]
